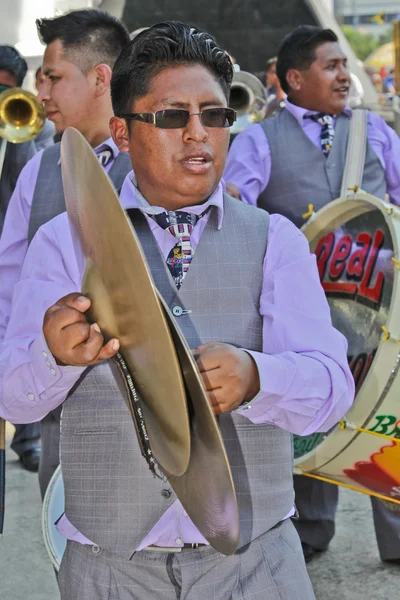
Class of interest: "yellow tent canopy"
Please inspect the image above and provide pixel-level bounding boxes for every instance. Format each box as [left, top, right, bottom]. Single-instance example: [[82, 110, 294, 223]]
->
[[364, 42, 395, 70]]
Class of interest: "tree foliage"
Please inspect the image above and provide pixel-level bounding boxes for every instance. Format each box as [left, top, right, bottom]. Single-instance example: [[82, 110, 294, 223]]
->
[[378, 25, 394, 46], [341, 26, 379, 61]]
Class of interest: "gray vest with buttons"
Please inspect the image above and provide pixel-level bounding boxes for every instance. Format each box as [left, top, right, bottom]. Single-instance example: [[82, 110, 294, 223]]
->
[[60, 195, 294, 558], [28, 143, 132, 244], [257, 108, 387, 228]]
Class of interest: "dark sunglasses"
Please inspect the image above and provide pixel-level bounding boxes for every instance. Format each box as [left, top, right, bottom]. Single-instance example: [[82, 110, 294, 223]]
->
[[119, 107, 236, 129]]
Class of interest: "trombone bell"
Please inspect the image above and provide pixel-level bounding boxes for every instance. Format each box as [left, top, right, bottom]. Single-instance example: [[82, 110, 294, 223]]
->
[[0, 87, 45, 143]]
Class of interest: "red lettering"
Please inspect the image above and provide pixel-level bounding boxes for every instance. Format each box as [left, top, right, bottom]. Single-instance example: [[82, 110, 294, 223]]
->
[[329, 235, 352, 280], [315, 232, 334, 281], [349, 351, 375, 395], [358, 229, 385, 304], [314, 229, 385, 307], [347, 233, 371, 280]]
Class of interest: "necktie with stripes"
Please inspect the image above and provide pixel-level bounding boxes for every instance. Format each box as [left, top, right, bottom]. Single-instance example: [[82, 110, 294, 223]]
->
[[307, 113, 335, 157], [153, 211, 200, 289]]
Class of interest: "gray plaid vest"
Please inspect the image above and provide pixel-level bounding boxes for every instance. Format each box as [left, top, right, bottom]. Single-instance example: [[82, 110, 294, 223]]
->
[[28, 143, 131, 243], [60, 195, 294, 558], [258, 108, 387, 228]]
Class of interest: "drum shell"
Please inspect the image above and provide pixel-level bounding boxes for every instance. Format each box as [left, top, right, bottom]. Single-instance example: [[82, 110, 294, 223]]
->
[[295, 192, 400, 506]]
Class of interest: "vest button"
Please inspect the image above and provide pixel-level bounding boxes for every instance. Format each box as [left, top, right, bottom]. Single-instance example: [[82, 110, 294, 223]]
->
[[172, 306, 183, 317], [161, 488, 172, 499]]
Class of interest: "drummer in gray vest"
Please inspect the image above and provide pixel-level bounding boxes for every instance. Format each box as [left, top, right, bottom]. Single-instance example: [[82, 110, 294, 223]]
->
[[0, 22, 354, 599], [0, 9, 131, 499], [225, 25, 400, 564]]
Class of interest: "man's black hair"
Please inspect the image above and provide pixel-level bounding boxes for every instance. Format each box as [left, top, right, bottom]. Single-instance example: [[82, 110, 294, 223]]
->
[[276, 26, 338, 94], [36, 9, 130, 72], [0, 46, 28, 86], [111, 21, 233, 116]]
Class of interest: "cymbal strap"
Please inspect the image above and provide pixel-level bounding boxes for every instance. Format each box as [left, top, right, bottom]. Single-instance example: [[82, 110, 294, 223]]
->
[[111, 352, 162, 480]]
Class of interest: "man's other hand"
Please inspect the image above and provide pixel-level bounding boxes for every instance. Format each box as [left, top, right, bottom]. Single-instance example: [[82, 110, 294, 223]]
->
[[194, 342, 260, 415]]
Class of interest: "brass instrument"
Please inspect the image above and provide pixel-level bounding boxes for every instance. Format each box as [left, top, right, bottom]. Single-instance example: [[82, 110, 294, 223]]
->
[[0, 87, 45, 144], [0, 88, 46, 533], [229, 71, 267, 135]]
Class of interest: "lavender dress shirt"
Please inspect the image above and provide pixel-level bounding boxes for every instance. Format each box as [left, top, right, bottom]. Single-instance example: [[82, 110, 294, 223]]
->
[[0, 175, 354, 549], [0, 137, 120, 345], [224, 100, 400, 207]]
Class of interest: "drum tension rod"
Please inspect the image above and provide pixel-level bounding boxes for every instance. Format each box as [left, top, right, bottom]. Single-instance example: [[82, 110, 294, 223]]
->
[[382, 202, 400, 217], [381, 325, 400, 343], [302, 204, 314, 220], [339, 419, 400, 444], [293, 468, 400, 507], [391, 257, 400, 270]]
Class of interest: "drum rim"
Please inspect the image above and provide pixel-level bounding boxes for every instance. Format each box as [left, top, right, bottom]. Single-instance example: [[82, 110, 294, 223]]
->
[[296, 192, 400, 471], [41, 465, 63, 572]]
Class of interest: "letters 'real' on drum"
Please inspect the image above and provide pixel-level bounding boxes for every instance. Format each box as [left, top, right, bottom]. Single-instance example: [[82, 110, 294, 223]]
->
[[294, 192, 400, 510]]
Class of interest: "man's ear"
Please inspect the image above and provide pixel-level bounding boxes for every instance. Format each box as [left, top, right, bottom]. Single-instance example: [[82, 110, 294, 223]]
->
[[286, 68, 302, 92], [93, 63, 112, 97], [109, 116, 130, 153]]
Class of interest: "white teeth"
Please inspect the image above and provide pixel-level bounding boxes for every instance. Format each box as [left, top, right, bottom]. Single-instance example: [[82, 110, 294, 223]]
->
[[188, 158, 205, 163]]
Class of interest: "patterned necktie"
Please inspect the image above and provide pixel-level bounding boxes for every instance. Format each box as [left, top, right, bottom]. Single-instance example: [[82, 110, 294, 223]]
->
[[154, 211, 200, 289], [96, 148, 113, 167], [308, 113, 335, 157]]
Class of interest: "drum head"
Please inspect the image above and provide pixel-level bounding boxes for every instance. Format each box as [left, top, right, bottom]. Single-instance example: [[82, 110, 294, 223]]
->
[[295, 193, 398, 467], [42, 466, 66, 571]]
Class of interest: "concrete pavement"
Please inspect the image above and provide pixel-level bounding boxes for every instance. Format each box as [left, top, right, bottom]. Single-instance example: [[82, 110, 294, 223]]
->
[[0, 424, 399, 599]]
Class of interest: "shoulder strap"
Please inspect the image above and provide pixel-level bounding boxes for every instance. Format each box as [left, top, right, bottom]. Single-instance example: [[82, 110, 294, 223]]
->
[[340, 109, 368, 197]]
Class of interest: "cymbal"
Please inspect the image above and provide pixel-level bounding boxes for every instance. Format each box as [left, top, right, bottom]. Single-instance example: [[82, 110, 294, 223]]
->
[[158, 293, 239, 555], [60, 127, 190, 477]]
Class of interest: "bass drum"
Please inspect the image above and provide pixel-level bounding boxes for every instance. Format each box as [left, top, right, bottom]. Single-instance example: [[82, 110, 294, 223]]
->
[[42, 466, 66, 571], [294, 192, 400, 509]]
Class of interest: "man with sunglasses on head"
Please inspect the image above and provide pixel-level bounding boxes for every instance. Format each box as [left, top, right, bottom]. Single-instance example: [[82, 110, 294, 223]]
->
[[0, 22, 353, 598], [0, 10, 131, 498]]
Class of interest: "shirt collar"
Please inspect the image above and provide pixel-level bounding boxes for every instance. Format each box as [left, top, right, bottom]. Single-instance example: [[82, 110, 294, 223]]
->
[[284, 98, 352, 127], [94, 136, 120, 158], [57, 135, 119, 165], [120, 173, 224, 230]]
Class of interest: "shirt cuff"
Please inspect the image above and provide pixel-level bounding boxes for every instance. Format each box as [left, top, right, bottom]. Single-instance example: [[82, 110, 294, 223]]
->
[[28, 334, 86, 399], [235, 350, 292, 423]]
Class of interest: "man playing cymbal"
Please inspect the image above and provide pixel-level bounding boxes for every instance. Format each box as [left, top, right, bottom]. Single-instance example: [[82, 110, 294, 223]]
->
[[0, 22, 354, 599]]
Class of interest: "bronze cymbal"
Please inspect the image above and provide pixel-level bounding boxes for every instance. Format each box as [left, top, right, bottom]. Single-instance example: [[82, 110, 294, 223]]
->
[[158, 293, 239, 555], [60, 127, 190, 477]]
